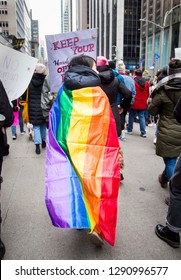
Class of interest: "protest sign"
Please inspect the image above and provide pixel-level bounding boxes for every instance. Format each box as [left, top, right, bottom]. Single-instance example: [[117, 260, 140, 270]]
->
[[175, 48, 181, 60], [0, 44, 37, 101], [46, 28, 98, 92]]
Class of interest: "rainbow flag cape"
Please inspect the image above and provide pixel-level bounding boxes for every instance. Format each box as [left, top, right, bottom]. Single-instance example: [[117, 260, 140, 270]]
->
[[45, 85, 120, 246]]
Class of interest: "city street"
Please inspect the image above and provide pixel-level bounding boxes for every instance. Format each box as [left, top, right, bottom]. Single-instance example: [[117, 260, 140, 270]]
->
[[1, 123, 181, 260]]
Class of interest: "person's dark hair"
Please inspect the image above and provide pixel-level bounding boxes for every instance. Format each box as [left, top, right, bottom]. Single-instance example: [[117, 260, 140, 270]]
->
[[169, 59, 181, 69], [168, 59, 181, 75], [134, 69, 142, 76], [156, 69, 162, 77], [125, 69, 130, 75], [157, 66, 168, 82], [108, 60, 116, 70], [69, 54, 96, 68], [162, 66, 167, 76]]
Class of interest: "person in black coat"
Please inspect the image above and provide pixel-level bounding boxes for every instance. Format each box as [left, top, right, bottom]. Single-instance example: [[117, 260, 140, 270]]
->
[[96, 56, 132, 181], [155, 96, 181, 248], [96, 56, 132, 137], [0, 80, 14, 260], [27, 63, 47, 154], [0, 80, 14, 178]]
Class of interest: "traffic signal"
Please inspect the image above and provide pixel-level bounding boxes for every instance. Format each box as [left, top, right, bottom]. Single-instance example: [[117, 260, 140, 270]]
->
[[13, 38, 25, 50], [8, 35, 25, 50]]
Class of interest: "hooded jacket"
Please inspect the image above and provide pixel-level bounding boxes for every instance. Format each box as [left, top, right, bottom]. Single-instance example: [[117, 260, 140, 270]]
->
[[132, 76, 150, 110], [97, 66, 132, 108], [148, 78, 181, 158], [64, 65, 101, 90], [45, 64, 120, 246], [174, 96, 181, 124], [0, 80, 14, 128], [97, 66, 132, 136], [0, 80, 14, 175]]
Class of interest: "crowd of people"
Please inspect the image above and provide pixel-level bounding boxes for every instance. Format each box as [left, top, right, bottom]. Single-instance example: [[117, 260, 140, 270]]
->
[[1, 54, 181, 259]]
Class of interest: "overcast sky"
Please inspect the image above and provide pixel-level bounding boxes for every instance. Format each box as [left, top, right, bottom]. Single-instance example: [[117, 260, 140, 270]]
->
[[29, 0, 61, 41]]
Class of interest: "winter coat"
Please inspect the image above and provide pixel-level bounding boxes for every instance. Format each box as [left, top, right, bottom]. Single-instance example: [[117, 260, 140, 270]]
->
[[64, 65, 101, 89], [0, 80, 14, 175], [97, 66, 132, 136], [46, 64, 120, 246], [0, 80, 14, 128], [148, 78, 181, 158], [174, 96, 181, 124], [132, 76, 149, 110], [41, 75, 52, 119], [28, 73, 46, 125], [98, 66, 132, 108]]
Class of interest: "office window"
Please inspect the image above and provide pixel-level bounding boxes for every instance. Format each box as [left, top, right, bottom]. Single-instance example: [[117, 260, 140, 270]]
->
[[147, 36, 153, 68]]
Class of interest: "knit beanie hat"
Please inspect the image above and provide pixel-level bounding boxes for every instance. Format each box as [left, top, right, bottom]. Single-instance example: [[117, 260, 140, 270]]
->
[[97, 56, 108, 66], [34, 63, 47, 75], [168, 59, 181, 75], [117, 60, 125, 72], [142, 70, 149, 77], [108, 60, 116, 70]]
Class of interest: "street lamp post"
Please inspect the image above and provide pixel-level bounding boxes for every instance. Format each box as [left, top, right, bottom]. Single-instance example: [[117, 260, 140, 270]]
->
[[139, 4, 181, 69], [112, 45, 117, 61], [139, 18, 164, 68]]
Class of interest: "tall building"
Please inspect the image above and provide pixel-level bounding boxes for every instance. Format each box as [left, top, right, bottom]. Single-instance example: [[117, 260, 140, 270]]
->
[[60, 0, 69, 32], [140, 0, 181, 71], [60, 0, 74, 32], [88, 0, 124, 63], [60, 0, 141, 70], [39, 40, 46, 65], [124, 0, 141, 70], [0, 0, 31, 54], [30, 9, 39, 58]]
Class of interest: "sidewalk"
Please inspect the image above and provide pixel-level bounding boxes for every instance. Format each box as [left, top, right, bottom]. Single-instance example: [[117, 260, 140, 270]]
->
[[1, 123, 181, 260]]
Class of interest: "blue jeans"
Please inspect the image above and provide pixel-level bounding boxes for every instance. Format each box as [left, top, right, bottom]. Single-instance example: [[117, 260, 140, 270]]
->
[[11, 126, 16, 136], [19, 107, 24, 133], [144, 109, 150, 121], [163, 157, 177, 180], [128, 109, 146, 135], [33, 123, 47, 145], [166, 155, 181, 232]]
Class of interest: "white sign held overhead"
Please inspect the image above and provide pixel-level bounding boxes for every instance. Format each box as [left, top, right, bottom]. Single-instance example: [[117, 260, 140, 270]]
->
[[46, 28, 98, 93], [0, 44, 37, 101], [175, 48, 181, 60]]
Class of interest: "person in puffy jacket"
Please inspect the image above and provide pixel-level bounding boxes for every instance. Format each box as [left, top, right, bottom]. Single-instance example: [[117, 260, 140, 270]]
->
[[0, 80, 14, 260], [127, 69, 150, 137], [45, 55, 120, 247], [155, 95, 181, 248], [41, 74, 57, 128], [96, 56, 132, 181], [96, 56, 132, 137], [27, 63, 47, 154], [148, 59, 181, 189]]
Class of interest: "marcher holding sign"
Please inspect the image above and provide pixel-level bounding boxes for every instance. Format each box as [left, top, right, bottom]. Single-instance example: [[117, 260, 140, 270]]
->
[[45, 55, 120, 247]]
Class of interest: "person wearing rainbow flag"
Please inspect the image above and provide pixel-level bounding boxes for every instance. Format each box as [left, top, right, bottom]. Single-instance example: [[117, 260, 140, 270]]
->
[[45, 55, 121, 247]]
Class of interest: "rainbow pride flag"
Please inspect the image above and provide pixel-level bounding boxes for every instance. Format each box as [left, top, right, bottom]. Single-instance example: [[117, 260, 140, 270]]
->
[[45, 85, 120, 246]]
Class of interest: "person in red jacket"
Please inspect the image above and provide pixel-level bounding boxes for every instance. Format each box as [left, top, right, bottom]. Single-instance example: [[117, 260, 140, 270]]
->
[[126, 69, 150, 137]]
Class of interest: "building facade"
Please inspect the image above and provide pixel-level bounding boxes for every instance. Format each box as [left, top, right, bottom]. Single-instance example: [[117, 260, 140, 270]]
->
[[30, 9, 39, 58], [124, 0, 141, 70], [140, 0, 181, 71], [0, 0, 31, 54], [60, 0, 141, 70], [88, 0, 124, 63]]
